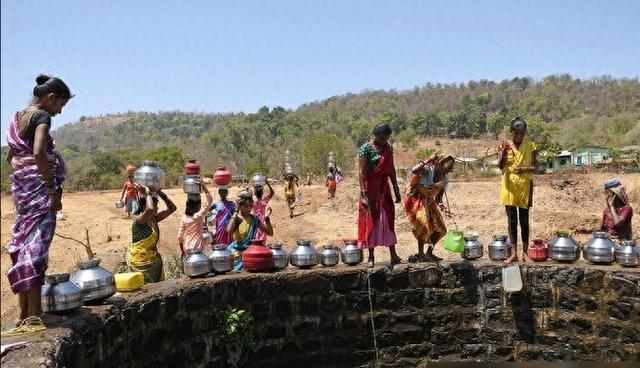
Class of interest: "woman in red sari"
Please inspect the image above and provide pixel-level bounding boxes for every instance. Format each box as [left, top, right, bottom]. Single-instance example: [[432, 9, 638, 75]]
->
[[358, 123, 402, 267]]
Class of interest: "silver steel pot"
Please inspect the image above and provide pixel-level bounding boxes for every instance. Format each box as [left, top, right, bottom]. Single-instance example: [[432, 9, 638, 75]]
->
[[184, 248, 212, 277], [462, 235, 483, 260], [41, 273, 83, 313], [548, 232, 580, 262], [584, 231, 616, 264], [340, 239, 363, 265], [183, 175, 201, 194], [320, 244, 340, 267], [290, 239, 319, 268], [488, 235, 511, 261], [133, 160, 165, 192], [251, 173, 267, 187], [70, 259, 116, 302], [202, 230, 213, 245], [268, 243, 289, 270], [209, 244, 234, 273], [115, 200, 124, 208], [616, 239, 639, 267]]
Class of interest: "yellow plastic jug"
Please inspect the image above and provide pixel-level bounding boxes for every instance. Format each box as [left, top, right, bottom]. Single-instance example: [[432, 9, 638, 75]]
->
[[115, 272, 145, 292]]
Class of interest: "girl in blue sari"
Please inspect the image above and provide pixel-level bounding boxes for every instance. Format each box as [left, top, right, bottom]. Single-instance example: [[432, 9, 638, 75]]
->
[[226, 193, 273, 270]]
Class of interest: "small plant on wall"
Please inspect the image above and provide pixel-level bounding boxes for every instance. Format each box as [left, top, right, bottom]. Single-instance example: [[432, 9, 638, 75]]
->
[[215, 306, 255, 367]]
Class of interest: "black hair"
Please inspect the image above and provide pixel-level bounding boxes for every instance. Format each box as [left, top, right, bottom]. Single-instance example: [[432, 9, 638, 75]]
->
[[372, 123, 392, 136], [509, 117, 527, 132], [33, 74, 74, 100], [134, 196, 159, 215], [185, 198, 202, 217], [329, 167, 335, 173]]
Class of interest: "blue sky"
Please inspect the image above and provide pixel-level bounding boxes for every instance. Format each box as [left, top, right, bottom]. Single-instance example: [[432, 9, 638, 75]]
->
[[2, 0, 639, 144]]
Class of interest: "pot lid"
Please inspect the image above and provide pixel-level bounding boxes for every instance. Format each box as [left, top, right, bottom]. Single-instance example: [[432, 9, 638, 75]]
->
[[187, 248, 204, 255], [268, 243, 283, 249], [78, 259, 101, 270], [45, 273, 70, 284], [213, 244, 229, 251], [463, 234, 478, 241], [492, 234, 508, 241], [621, 240, 636, 247], [593, 231, 610, 239], [297, 239, 311, 246], [323, 244, 336, 250], [141, 160, 158, 166], [342, 238, 358, 245]]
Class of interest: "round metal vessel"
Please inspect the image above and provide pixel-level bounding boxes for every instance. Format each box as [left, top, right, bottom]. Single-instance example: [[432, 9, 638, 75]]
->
[[42, 273, 83, 313], [70, 259, 116, 302]]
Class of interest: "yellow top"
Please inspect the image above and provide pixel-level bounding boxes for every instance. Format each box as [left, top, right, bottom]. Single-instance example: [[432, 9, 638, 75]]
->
[[127, 218, 159, 265], [285, 181, 298, 197], [499, 138, 537, 209]]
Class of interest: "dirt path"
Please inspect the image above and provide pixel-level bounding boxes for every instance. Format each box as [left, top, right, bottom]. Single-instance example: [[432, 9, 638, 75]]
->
[[2, 173, 639, 328]]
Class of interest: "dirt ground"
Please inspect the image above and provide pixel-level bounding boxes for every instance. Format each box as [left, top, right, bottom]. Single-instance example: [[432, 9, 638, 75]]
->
[[1, 171, 639, 328]]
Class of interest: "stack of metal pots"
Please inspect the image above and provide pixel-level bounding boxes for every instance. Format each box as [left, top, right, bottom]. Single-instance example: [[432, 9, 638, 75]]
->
[[183, 159, 202, 195], [290, 239, 319, 268], [340, 239, 363, 265], [488, 235, 511, 261], [616, 239, 639, 267], [184, 248, 212, 277], [461, 234, 483, 260], [320, 244, 340, 267], [209, 244, 234, 273], [268, 243, 289, 270], [70, 259, 116, 303], [583, 231, 616, 264], [548, 231, 580, 262], [134, 160, 165, 192]]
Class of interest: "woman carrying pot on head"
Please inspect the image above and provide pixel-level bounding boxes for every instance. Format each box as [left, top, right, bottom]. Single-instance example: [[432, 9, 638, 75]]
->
[[404, 155, 455, 263], [253, 178, 274, 241], [2, 75, 72, 337], [178, 181, 213, 257], [284, 173, 299, 218], [207, 184, 236, 245], [227, 191, 274, 270], [126, 185, 177, 283], [601, 178, 633, 241], [358, 123, 403, 267], [326, 166, 337, 199], [498, 117, 538, 264]]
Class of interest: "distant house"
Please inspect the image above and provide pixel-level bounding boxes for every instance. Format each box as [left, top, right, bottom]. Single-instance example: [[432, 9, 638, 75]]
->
[[571, 146, 609, 166], [546, 150, 572, 169]]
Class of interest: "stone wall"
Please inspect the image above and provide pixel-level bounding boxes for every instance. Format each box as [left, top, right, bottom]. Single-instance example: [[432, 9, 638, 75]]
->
[[2, 261, 639, 368]]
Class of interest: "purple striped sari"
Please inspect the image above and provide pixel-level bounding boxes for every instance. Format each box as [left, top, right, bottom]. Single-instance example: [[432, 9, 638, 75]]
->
[[6, 111, 66, 293]]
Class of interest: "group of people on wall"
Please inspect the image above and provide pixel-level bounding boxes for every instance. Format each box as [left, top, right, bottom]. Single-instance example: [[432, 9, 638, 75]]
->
[[3, 74, 635, 336]]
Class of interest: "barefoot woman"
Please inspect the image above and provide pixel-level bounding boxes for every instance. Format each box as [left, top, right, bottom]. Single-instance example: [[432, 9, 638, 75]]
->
[[358, 123, 402, 267]]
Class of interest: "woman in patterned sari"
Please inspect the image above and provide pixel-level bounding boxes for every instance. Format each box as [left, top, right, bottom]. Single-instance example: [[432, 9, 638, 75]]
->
[[3, 75, 72, 336], [126, 184, 177, 283], [357, 123, 402, 268], [226, 193, 273, 270], [208, 185, 236, 245], [404, 155, 455, 262]]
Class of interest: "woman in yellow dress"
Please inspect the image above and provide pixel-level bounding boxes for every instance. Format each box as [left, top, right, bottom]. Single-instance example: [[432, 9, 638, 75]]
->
[[498, 117, 537, 264]]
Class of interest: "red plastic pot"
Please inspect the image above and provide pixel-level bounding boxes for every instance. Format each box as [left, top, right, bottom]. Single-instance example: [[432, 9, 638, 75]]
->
[[242, 239, 273, 272], [184, 159, 201, 176], [528, 239, 548, 262], [214, 166, 232, 186]]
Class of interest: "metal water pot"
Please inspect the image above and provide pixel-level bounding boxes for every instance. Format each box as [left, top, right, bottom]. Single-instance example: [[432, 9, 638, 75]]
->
[[133, 160, 165, 192], [461, 235, 483, 260], [268, 243, 289, 270], [41, 273, 83, 313], [183, 175, 201, 194], [251, 173, 267, 187], [616, 240, 639, 267], [208, 244, 234, 273], [340, 239, 363, 265], [202, 229, 213, 245], [290, 239, 319, 268], [488, 235, 511, 261], [548, 231, 580, 262], [70, 259, 116, 302], [320, 244, 340, 267], [184, 248, 212, 277], [584, 231, 616, 264]]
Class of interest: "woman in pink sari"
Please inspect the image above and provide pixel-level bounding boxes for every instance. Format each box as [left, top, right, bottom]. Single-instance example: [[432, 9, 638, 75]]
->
[[358, 123, 402, 267], [3, 75, 72, 336]]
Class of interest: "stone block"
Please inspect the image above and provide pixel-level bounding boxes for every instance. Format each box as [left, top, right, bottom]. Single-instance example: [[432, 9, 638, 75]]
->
[[607, 300, 633, 321], [453, 328, 480, 344], [527, 266, 556, 284], [599, 324, 621, 339], [284, 273, 331, 296], [397, 343, 430, 358], [480, 328, 504, 343], [212, 280, 237, 306], [332, 271, 364, 291], [490, 345, 514, 359], [347, 292, 372, 312], [162, 295, 180, 316], [264, 323, 287, 339], [408, 266, 442, 288], [431, 329, 452, 344], [530, 287, 552, 308], [558, 287, 580, 311], [397, 324, 425, 343], [485, 298, 501, 308], [424, 288, 450, 307], [608, 276, 638, 297], [582, 294, 598, 312], [622, 327, 640, 344], [374, 312, 393, 329], [292, 320, 317, 337], [386, 268, 409, 289], [569, 317, 592, 334], [555, 268, 584, 287], [581, 269, 605, 293], [341, 314, 366, 331], [251, 302, 270, 321], [299, 295, 321, 316], [377, 331, 400, 348], [271, 299, 292, 318], [461, 344, 487, 358], [138, 299, 161, 323], [368, 268, 388, 289], [480, 266, 501, 285], [320, 293, 345, 313], [188, 340, 207, 363], [402, 289, 425, 308], [451, 287, 478, 306]]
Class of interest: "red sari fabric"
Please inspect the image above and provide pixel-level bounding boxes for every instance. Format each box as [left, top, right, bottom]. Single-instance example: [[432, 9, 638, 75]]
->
[[358, 143, 397, 249]]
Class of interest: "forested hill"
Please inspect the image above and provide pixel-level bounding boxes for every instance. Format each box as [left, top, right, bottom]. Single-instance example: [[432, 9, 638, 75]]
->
[[2, 74, 639, 192]]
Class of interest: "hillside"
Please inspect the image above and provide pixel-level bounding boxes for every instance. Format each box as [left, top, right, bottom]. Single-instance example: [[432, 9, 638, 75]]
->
[[2, 74, 639, 192]]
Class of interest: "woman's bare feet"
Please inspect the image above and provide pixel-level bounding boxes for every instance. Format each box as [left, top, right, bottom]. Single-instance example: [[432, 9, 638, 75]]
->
[[390, 256, 403, 265], [504, 253, 518, 264], [523, 253, 533, 263]]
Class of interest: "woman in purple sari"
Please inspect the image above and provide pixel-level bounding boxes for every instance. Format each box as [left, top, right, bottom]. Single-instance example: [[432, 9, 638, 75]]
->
[[3, 74, 72, 335]]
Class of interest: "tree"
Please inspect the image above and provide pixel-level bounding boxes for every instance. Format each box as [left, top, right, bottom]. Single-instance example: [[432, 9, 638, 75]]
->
[[409, 110, 443, 136], [301, 133, 346, 175], [526, 115, 561, 165], [378, 111, 407, 133], [397, 128, 418, 150]]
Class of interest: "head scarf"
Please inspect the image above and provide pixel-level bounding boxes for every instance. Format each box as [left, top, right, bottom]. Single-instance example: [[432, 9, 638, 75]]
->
[[609, 186, 628, 204]]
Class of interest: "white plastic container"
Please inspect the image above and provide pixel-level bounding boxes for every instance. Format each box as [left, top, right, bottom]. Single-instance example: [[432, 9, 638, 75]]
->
[[502, 264, 523, 293]]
